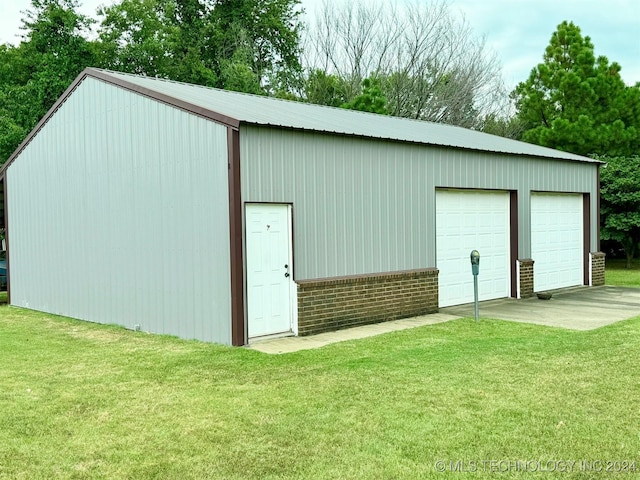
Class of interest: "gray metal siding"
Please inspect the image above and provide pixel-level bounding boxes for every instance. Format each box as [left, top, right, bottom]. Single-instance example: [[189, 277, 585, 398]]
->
[[240, 126, 599, 280], [7, 77, 232, 344], [96, 69, 594, 163]]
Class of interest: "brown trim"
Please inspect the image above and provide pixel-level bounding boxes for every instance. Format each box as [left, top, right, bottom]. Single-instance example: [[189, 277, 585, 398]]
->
[[86, 68, 240, 129], [596, 166, 601, 251], [530, 189, 588, 195], [583, 193, 591, 285], [296, 268, 439, 286], [436, 186, 508, 193], [2, 178, 9, 304], [290, 204, 295, 282], [510, 191, 518, 298], [228, 128, 245, 346], [0, 68, 242, 177]]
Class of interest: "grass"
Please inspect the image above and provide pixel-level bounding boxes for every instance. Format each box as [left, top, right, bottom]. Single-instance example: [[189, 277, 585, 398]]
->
[[1, 306, 640, 479], [606, 259, 640, 287]]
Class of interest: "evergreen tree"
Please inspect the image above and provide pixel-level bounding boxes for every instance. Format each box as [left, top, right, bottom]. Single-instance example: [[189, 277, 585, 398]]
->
[[512, 21, 640, 157], [341, 78, 387, 114]]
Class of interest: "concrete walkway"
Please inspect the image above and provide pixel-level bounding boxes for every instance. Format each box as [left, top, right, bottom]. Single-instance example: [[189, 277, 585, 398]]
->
[[248, 313, 460, 354], [248, 286, 640, 354], [441, 285, 640, 330]]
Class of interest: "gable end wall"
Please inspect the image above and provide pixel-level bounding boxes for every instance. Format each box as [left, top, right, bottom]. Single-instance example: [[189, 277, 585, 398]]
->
[[7, 77, 233, 344]]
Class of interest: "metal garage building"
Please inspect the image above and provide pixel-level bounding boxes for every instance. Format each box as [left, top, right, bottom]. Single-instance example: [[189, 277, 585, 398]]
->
[[0, 68, 605, 346]]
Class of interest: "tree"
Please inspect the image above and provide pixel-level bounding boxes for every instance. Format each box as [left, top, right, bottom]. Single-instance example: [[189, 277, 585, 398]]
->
[[210, 0, 304, 94], [0, 0, 97, 163], [598, 155, 640, 268], [341, 77, 387, 114], [96, 0, 217, 84], [304, 69, 349, 107], [481, 113, 525, 140], [303, 0, 507, 128], [512, 21, 640, 157], [96, 0, 304, 94], [0, 0, 305, 162]]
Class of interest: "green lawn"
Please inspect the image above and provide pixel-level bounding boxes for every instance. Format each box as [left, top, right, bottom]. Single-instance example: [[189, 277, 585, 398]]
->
[[606, 259, 640, 287], [1, 306, 640, 479]]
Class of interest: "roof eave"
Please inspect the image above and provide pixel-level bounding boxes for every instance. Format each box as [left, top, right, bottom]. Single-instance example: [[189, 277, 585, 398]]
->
[[239, 120, 602, 164]]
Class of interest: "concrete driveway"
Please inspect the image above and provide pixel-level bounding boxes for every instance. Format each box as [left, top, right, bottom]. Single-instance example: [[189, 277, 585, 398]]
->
[[250, 285, 640, 353], [440, 285, 640, 330]]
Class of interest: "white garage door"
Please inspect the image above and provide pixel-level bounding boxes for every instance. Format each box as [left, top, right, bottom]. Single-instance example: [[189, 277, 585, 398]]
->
[[436, 190, 511, 307], [531, 193, 583, 292]]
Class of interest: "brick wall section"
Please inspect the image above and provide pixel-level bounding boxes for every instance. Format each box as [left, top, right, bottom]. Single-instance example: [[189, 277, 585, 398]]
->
[[518, 259, 535, 298], [296, 269, 439, 336], [591, 252, 606, 286]]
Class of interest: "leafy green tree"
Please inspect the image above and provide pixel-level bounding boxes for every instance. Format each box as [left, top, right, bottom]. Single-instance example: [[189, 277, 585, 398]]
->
[[341, 77, 387, 114], [481, 113, 525, 140], [598, 155, 640, 267], [96, 0, 219, 86], [0, 0, 97, 163], [96, 0, 303, 94], [96, 0, 179, 77], [210, 0, 304, 93], [0, 0, 304, 161], [304, 70, 349, 107], [0, 103, 26, 163], [19, 0, 97, 108], [512, 21, 640, 157], [219, 46, 263, 94]]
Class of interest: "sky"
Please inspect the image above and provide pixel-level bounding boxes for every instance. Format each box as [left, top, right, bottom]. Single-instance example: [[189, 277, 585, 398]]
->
[[1, 0, 638, 90]]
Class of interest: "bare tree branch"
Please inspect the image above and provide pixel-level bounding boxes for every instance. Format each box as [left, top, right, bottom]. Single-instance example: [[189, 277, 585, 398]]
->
[[303, 0, 510, 129]]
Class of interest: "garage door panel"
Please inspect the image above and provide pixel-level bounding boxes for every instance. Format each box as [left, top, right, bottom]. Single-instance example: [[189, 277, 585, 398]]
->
[[531, 193, 583, 292], [436, 190, 511, 307]]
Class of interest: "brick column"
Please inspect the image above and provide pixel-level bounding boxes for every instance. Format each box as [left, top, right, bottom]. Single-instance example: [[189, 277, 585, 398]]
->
[[296, 268, 439, 336], [590, 252, 606, 286], [518, 259, 535, 298]]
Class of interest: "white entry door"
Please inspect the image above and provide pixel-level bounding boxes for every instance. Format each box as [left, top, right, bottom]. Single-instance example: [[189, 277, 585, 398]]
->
[[531, 193, 583, 291], [436, 190, 511, 307], [246, 204, 294, 338]]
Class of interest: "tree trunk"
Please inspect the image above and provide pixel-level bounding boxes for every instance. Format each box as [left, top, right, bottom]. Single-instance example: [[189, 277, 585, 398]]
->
[[622, 239, 637, 269]]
